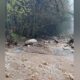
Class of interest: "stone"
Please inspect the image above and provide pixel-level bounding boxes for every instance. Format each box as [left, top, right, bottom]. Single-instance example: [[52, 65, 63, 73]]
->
[[24, 39, 38, 46]]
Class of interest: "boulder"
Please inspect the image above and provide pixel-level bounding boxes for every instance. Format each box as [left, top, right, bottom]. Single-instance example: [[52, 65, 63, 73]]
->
[[24, 39, 38, 46]]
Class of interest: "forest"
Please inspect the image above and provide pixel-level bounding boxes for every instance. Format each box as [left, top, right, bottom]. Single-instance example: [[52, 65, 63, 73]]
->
[[6, 0, 73, 40]]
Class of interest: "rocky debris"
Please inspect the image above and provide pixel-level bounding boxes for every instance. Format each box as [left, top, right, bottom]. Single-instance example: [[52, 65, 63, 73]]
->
[[70, 43, 74, 49], [6, 34, 18, 47], [24, 39, 38, 46], [5, 38, 74, 80], [64, 72, 74, 80], [67, 38, 74, 44], [67, 38, 74, 49], [34, 43, 44, 47], [5, 40, 18, 47], [52, 37, 59, 43], [49, 43, 74, 56]]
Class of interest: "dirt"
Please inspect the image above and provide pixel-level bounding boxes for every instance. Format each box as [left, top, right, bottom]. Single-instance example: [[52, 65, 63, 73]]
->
[[5, 40, 74, 80]]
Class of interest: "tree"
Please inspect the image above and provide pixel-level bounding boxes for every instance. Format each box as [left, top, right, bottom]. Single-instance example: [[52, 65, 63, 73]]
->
[[6, 0, 73, 38]]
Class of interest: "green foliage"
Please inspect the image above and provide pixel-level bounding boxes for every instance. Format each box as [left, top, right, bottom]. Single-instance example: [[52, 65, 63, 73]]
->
[[11, 32, 20, 41]]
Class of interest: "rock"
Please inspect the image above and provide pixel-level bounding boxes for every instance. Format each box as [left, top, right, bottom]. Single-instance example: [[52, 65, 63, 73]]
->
[[24, 39, 38, 46], [64, 72, 74, 80], [6, 74, 9, 78], [63, 47, 71, 50], [27, 39, 37, 43], [67, 39, 74, 44], [64, 47, 74, 53], [42, 62, 48, 65], [67, 38, 74, 49], [53, 37, 59, 43]]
